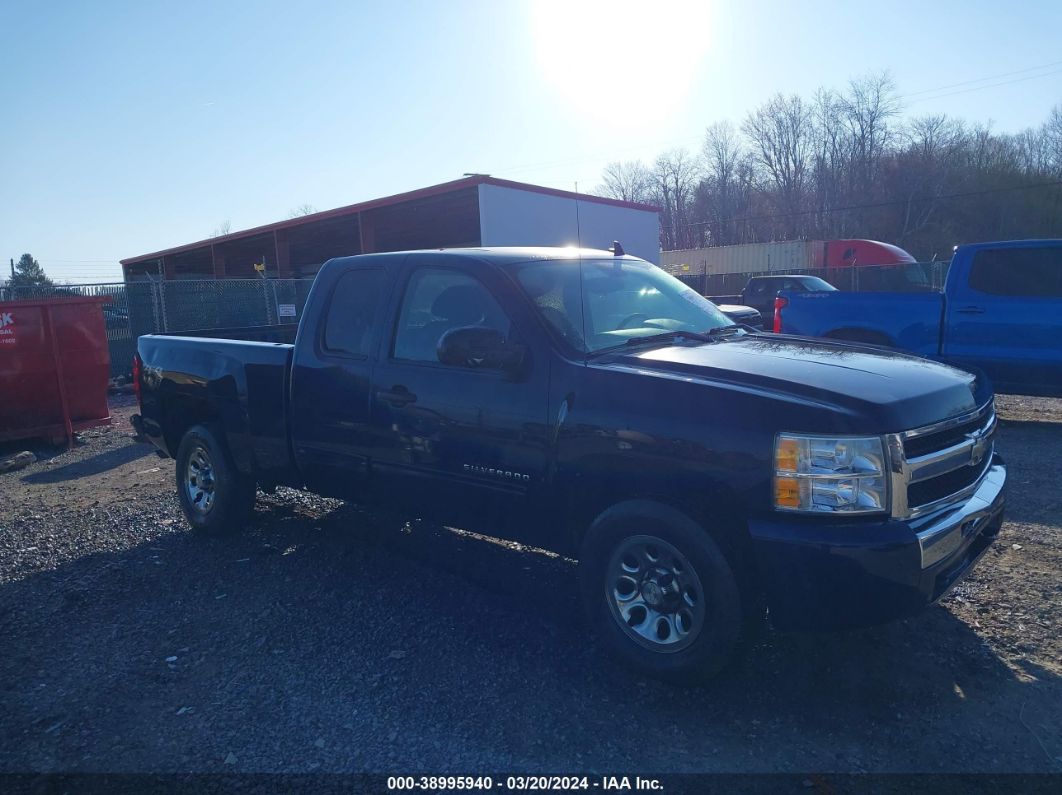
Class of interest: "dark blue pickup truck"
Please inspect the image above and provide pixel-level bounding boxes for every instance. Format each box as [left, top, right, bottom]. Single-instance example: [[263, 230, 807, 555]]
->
[[775, 239, 1062, 397], [133, 247, 1006, 681]]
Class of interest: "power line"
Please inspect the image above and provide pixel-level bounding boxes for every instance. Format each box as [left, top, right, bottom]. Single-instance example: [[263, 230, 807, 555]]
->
[[49, 277, 125, 284], [34, 267, 121, 272], [660, 179, 1062, 231], [490, 60, 1062, 183], [906, 68, 1062, 105], [29, 258, 121, 263], [900, 59, 1062, 99], [496, 135, 704, 177]]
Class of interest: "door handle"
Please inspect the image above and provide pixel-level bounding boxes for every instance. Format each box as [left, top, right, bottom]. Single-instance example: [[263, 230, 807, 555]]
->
[[377, 386, 417, 407], [956, 306, 985, 314]]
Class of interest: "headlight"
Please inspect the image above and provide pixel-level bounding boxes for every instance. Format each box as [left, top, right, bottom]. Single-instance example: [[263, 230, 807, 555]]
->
[[774, 434, 888, 514]]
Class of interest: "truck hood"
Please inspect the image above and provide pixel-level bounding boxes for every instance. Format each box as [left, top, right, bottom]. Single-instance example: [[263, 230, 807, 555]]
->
[[599, 334, 989, 432]]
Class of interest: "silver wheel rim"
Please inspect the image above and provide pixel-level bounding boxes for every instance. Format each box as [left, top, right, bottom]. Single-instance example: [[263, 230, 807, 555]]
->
[[184, 445, 217, 515], [605, 534, 706, 653]]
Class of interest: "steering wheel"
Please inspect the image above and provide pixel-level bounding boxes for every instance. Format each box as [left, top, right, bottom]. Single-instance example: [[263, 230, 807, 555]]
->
[[617, 313, 651, 329]]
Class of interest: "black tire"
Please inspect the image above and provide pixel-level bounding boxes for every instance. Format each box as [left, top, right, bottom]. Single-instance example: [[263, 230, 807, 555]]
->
[[175, 424, 256, 535], [579, 501, 745, 683]]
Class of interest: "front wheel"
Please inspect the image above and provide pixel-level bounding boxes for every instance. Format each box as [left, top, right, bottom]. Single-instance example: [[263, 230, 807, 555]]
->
[[580, 502, 744, 683], [175, 424, 256, 534]]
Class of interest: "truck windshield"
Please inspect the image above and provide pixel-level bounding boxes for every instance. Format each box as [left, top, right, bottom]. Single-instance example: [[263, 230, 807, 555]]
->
[[799, 276, 837, 291], [513, 258, 735, 354]]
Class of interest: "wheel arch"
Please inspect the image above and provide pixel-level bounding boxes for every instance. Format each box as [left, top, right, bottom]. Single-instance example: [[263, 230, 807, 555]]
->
[[164, 397, 253, 474], [575, 489, 757, 584], [163, 399, 220, 458]]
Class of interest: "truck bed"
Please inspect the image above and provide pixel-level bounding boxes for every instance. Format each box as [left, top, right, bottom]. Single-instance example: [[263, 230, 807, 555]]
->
[[778, 290, 945, 357], [136, 332, 297, 482], [157, 324, 299, 344]]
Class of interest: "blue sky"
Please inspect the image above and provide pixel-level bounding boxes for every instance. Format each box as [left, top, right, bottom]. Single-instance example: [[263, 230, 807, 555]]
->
[[2, 0, 1061, 283]]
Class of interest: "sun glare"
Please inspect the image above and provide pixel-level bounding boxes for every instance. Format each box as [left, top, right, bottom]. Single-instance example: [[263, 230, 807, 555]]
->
[[530, 0, 712, 121]]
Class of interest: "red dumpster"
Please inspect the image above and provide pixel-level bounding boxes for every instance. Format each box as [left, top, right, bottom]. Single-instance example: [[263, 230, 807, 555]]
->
[[0, 296, 112, 446]]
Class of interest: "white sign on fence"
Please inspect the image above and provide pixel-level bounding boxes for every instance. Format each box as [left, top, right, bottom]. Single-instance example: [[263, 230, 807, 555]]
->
[[278, 304, 297, 318]]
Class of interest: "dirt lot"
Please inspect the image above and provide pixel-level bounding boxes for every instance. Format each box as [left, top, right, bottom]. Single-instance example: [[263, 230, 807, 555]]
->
[[1, 395, 1060, 775]]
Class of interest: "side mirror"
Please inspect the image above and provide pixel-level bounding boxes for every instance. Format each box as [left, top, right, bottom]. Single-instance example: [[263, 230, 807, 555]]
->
[[437, 326, 526, 374]]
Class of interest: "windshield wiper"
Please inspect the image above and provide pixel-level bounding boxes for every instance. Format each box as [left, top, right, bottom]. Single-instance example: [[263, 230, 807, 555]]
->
[[588, 326, 744, 358], [622, 330, 714, 347], [706, 324, 744, 338]]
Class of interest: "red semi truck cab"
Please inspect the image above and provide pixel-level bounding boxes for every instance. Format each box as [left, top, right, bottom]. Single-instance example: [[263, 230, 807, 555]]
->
[[823, 239, 917, 269]]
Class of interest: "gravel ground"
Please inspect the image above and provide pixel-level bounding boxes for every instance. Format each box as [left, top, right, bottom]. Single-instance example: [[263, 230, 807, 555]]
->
[[0, 395, 1060, 775]]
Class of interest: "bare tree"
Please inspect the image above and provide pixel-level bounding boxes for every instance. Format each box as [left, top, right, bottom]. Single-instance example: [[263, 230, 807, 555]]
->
[[892, 114, 967, 245], [211, 220, 231, 238], [810, 87, 849, 237], [742, 93, 813, 237], [597, 160, 654, 204], [652, 149, 701, 250], [698, 122, 751, 245], [1045, 104, 1062, 174], [288, 204, 318, 218], [600, 76, 1062, 256], [965, 121, 1022, 174], [840, 72, 901, 189], [1013, 126, 1053, 175]]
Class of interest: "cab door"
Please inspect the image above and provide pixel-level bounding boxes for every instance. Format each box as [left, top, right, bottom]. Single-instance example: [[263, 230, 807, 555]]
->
[[367, 255, 552, 539], [742, 279, 773, 317], [289, 262, 395, 499], [943, 243, 1062, 396]]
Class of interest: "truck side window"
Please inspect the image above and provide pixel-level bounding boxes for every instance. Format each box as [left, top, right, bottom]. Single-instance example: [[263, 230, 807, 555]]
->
[[969, 247, 1062, 298], [393, 268, 511, 363], [322, 268, 385, 357]]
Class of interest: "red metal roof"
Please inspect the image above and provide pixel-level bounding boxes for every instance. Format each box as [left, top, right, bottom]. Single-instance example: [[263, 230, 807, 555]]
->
[[121, 175, 659, 266]]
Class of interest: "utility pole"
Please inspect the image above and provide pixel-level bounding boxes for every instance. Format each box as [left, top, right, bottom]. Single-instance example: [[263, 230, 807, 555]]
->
[[9, 258, 14, 279]]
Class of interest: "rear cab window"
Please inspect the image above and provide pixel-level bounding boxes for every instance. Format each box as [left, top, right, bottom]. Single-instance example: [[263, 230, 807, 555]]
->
[[322, 268, 386, 357], [969, 246, 1062, 298]]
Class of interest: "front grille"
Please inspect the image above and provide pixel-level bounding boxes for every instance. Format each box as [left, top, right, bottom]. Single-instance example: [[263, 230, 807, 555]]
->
[[908, 455, 991, 507], [903, 413, 988, 459], [901, 402, 996, 515]]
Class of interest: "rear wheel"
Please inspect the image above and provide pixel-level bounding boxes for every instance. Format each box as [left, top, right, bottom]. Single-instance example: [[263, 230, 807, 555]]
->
[[580, 502, 744, 683], [175, 425, 256, 534]]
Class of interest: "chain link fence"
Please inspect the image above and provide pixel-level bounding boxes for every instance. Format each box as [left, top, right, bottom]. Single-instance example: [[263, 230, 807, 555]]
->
[[1, 278, 315, 377], [1, 263, 954, 377]]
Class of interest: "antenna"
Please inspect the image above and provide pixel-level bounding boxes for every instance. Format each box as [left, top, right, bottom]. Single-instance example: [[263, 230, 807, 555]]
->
[[573, 180, 587, 361], [574, 181, 582, 249]]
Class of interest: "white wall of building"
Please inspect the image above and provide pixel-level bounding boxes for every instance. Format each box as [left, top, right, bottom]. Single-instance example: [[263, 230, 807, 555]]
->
[[477, 184, 659, 264]]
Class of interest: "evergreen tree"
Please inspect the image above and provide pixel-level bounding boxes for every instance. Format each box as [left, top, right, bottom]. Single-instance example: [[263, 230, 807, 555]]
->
[[9, 253, 53, 288]]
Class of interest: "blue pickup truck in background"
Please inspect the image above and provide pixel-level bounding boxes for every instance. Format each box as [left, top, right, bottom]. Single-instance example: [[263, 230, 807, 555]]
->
[[775, 239, 1062, 396]]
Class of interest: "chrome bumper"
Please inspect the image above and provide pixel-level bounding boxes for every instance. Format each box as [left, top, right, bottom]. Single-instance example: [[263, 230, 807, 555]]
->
[[916, 460, 1006, 569]]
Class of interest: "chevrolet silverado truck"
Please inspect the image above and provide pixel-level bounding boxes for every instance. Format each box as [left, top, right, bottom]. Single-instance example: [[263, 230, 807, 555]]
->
[[775, 239, 1062, 396], [133, 247, 1006, 680]]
